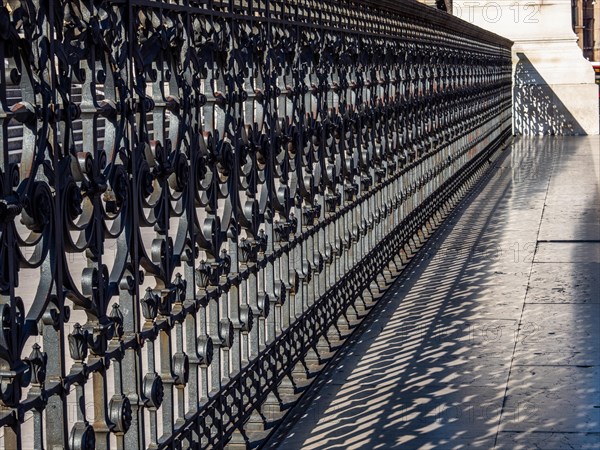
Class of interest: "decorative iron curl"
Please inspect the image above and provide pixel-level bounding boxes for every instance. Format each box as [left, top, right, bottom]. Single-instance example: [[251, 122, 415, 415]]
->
[[0, 0, 511, 448]]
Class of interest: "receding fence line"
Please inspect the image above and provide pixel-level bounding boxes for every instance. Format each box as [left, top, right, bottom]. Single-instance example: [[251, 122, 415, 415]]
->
[[0, 0, 511, 448]]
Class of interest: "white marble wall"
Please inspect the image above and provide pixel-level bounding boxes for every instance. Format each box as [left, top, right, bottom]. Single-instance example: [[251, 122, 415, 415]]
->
[[454, 0, 600, 135]]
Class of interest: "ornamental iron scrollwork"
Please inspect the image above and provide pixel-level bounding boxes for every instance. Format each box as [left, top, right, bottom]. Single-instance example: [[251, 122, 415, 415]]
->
[[0, 0, 512, 447]]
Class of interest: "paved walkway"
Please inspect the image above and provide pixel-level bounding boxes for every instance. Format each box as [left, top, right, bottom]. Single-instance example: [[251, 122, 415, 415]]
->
[[272, 137, 600, 450]]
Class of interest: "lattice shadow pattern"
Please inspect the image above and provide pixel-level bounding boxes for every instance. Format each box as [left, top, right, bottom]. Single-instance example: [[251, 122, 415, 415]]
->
[[513, 52, 586, 135]]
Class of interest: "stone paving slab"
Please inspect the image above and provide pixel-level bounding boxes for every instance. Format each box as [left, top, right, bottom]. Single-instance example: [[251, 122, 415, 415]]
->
[[538, 220, 600, 242], [495, 431, 600, 449], [499, 366, 600, 433], [270, 136, 600, 450], [543, 192, 599, 207], [527, 262, 600, 304], [512, 303, 600, 366], [534, 242, 600, 264]]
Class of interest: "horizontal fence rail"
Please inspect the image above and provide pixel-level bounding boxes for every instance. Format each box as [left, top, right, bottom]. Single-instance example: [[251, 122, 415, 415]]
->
[[0, 0, 512, 448]]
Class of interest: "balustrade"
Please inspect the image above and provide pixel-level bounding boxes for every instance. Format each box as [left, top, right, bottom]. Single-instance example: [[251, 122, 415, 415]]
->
[[0, 0, 511, 448]]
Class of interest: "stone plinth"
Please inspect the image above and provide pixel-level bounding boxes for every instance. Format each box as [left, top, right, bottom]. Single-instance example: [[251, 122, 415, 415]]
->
[[454, 0, 600, 135]]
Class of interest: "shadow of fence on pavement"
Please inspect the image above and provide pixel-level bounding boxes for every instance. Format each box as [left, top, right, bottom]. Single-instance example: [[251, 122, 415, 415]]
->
[[268, 138, 598, 450]]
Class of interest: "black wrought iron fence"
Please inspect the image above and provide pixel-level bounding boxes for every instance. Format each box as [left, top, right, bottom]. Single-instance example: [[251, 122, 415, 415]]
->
[[0, 0, 511, 448]]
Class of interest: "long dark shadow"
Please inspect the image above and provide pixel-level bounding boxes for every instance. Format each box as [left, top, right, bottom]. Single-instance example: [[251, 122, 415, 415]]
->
[[268, 142, 542, 448]]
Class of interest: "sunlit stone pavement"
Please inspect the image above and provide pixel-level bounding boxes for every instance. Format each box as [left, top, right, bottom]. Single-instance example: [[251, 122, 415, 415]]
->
[[270, 137, 600, 450]]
